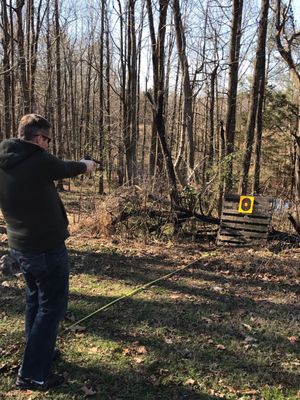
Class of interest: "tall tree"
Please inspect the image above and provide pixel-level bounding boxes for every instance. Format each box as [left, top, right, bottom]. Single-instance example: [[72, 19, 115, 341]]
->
[[9, 0, 16, 135], [44, 0, 54, 142], [15, 0, 30, 114], [1, 0, 11, 138], [146, 0, 179, 205], [125, 0, 138, 184], [225, 0, 243, 192], [98, 0, 105, 194], [274, 0, 300, 202], [147, 0, 163, 177], [239, 0, 269, 194], [173, 0, 195, 183], [105, 7, 112, 190], [27, 0, 44, 110], [54, 0, 64, 191]]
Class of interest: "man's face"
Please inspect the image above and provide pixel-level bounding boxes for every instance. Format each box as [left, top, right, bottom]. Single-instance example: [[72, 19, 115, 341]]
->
[[34, 131, 51, 150]]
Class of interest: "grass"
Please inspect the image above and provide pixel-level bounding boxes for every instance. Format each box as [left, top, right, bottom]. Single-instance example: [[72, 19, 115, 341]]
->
[[0, 233, 300, 399]]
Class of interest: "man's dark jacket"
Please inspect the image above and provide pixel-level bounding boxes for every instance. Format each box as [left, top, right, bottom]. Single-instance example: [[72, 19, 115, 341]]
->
[[0, 138, 86, 251]]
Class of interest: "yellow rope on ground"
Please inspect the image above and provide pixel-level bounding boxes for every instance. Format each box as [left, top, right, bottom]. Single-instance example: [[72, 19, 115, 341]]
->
[[65, 257, 205, 332]]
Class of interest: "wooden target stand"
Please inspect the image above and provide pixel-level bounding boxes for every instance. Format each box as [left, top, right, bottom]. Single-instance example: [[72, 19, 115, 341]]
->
[[217, 194, 273, 246]]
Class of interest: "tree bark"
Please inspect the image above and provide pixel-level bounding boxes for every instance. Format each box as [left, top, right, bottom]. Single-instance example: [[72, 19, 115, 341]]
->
[[54, 0, 64, 191], [146, 0, 163, 178], [1, 0, 11, 138], [252, 75, 265, 193], [225, 0, 243, 192], [125, 0, 138, 184], [15, 0, 30, 114], [173, 0, 195, 179], [274, 0, 300, 203], [98, 0, 105, 194], [239, 0, 269, 194], [146, 0, 179, 205]]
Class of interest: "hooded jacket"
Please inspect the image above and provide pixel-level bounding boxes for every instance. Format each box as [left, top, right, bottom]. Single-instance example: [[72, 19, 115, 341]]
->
[[0, 138, 86, 251]]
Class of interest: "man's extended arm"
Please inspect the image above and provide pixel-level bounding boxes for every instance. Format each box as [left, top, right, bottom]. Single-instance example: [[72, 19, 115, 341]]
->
[[41, 152, 96, 180]]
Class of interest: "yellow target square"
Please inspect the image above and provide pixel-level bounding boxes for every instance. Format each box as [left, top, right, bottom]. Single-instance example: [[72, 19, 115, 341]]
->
[[238, 196, 254, 214]]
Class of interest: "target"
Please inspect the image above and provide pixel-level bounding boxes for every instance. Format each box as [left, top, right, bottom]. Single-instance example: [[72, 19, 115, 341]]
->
[[238, 196, 254, 214]]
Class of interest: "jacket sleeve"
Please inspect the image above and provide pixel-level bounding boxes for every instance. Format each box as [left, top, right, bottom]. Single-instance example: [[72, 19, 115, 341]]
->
[[42, 152, 87, 180]]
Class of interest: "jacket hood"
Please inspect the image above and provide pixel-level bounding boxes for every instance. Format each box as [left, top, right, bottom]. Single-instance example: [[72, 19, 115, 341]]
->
[[0, 138, 42, 170]]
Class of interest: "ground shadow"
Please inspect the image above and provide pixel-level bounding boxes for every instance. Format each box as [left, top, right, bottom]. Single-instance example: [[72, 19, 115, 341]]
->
[[1, 246, 299, 397], [51, 359, 226, 400], [65, 291, 299, 390]]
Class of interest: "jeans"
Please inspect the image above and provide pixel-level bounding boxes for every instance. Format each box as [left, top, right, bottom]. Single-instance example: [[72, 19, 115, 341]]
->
[[10, 242, 69, 382]]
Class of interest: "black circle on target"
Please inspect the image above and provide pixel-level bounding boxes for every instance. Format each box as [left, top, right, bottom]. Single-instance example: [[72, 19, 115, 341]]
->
[[241, 198, 251, 211]]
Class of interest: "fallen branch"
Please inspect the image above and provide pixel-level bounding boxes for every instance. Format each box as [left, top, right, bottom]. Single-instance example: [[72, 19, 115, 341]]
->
[[174, 205, 220, 225], [268, 228, 300, 243]]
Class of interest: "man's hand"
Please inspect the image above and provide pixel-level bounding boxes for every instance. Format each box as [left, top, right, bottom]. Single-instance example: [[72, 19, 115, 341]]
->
[[80, 159, 97, 173]]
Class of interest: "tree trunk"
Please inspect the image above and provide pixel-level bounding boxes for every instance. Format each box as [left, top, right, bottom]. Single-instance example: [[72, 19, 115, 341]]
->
[[125, 0, 138, 184], [274, 0, 300, 203], [105, 10, 112, 190], [9, 0, 16, 135], [27, 0, 44, 111], [146, 0, 179, 205], [147, 0, 163, 178], [98, 0, 105, 194], [173, 0, 194, 179], [225, 0, 243, 192], [54, 0, 64, 191], [15, 0, 30, 114], [252, 75, 265, 193], [1, 0, 11, 138], [207, 65, 218, 181], [117, 0, 125, 186], [239, 0, 269, 194], [295, 136, 300, 204]]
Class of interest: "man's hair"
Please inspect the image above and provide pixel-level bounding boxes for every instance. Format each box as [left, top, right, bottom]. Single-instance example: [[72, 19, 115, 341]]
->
[[18, 114, 52, 141]]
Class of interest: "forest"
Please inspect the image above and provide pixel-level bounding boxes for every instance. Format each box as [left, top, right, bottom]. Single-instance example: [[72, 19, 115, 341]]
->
[[0, 1, 300, 399], [0, 0, 299, 210]]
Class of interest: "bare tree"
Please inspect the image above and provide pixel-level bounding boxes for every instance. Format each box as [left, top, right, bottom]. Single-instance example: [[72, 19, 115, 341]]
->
[[239, 0, 269, 194], [1, 0, 11, 138], [27, 0, 45, 110], [98, 0, 105, 194], [146, 0, 179, 205], [274, 0, 300, 202], [54, 0, 64, 191], [15, 0, 30, 114], [125, 0, 138, 184], [225, 0, 244, 192], [173, 0, 195, 183]]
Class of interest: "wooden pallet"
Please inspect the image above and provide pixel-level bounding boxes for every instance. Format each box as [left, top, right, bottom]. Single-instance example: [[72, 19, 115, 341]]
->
[[217, 194, 273, 246]]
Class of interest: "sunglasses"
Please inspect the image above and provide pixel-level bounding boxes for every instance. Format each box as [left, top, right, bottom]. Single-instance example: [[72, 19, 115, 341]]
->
[[40, 135, 51, 144]]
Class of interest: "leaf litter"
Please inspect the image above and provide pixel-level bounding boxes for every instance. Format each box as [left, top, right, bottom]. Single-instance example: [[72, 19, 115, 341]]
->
[[1, 233, 299, 398]]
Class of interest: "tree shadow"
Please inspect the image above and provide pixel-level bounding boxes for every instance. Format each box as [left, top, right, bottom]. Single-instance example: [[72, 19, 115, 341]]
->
[[49, 359, 228, 400], [65, 290, 300, 390], [67, 249, 299, 325], [1, 246, 299, 395], [68, 248, 299, 291]]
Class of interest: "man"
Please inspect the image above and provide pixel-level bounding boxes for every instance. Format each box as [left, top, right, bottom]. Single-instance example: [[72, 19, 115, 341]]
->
[[0, 114, 96, 390]]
